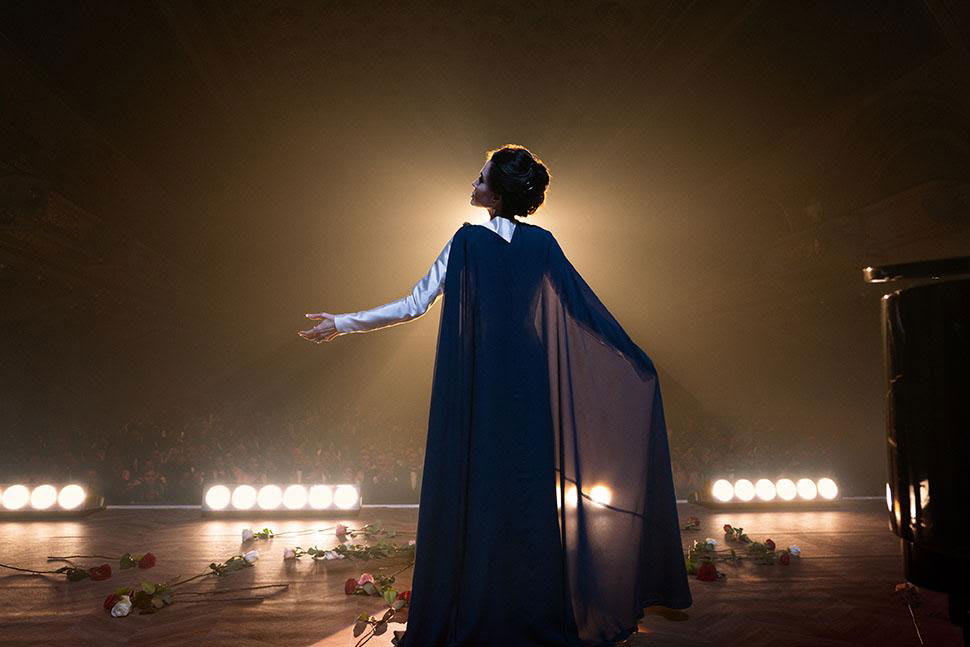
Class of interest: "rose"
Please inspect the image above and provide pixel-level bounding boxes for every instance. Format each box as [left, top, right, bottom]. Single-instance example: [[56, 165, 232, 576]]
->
[[243, 550, 259, 564], [103, 593, 120, 611], [779, 551, 791, 565], [344, 577, 358, 595], [138, 553, 156, 569], [357, 573, 375, 586], [335, 524, 348, 538], [764, 539, 776, 552], [396, 590, 411, 605], [788, 544, 800, 557], [696, 562, 718, 581], [242, 529, 255, 542], [283, 547, 297, 560], [705, 538, 717, 547], [408, 539, 416, 546], [110, 595, 132, 617], [88, 564, 112, 581], [723, 524, 733, 533]]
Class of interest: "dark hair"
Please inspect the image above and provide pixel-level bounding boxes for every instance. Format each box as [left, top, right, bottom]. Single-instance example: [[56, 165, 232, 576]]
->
[[484, 144, 551, 219]]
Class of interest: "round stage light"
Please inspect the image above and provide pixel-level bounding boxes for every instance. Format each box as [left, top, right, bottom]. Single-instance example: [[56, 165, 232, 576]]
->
[[308, 485, 333, 509], [733, 479, 755, 502], [231, 485, 257, 510], [58, 484, 86, 510], [796, 478, 817, 500], [776, 478, 797, 501], [754, 479, 776, 501], [3, 484, 30, 510], [334, 484, 360, 509], [257, 485, 283, 510], [817, 478, 838, 500], [205, 485, 231, 510], [283, 485, 308, 510], [30, 484, 58, 510], [566, 485, 579, 507], [589, 485, 612, 506], [711, 479, 734, 502]]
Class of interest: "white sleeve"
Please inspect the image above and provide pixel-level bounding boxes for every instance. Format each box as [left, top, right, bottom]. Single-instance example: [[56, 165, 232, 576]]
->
[[334, 235, 453, 334]]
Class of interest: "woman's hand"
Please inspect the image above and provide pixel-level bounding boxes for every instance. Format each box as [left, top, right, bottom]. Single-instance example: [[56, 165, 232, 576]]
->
[[299, 312, 340, 344]]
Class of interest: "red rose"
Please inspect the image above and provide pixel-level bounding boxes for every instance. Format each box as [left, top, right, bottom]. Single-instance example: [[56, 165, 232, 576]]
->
[[138, 553, 156, 569], [103, 593, 119, 611], [779, 551, 791, 565], [344, 577, 358, 595], [88, 564, 112, 581], [723, 524, 733, 533], [696, 562, 718, 582], [396, 590, 411, 605], [765, 539, 776, 552]]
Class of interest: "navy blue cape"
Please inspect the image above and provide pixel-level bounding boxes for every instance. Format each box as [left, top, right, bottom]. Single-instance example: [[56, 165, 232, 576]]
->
[[398, 219, 691, 646]]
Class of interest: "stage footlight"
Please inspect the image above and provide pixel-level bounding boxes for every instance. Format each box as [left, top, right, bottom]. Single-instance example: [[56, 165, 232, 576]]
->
[[692, 476, 842, 509], [283, 485, 308, 510], [0, 483, 102, 518], [231, 485, 257, 510], [308, 485, 334, 509], [205, 485, 231, 510], [202, 483, 361, 517], [796, 478, 818, 500], [817, 477, 838, 500], [30, 485, 57, 510], [3, 485, 29, 510], [711, 479, 734, 502], [754, 479, 776, 501], [734, 479, 755, 502], [257, 485, 283, 510], [776, 478, 797, 501]]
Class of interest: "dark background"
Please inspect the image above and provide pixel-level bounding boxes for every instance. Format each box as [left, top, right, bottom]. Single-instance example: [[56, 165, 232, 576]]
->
[[2, 1, 969, 502]]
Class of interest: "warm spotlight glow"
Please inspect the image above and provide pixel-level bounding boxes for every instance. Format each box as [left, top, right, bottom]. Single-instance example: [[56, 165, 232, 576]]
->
[[231, 485, 257, 510], [30, 485, 58, 510], [205, 485, 231, 510], [565, 485, 579, 507], [333, 485, 359, 509], [589, 485, 612, 506], [711, 479, 734, 502], [754, 479, 776, 501], [283, 485, 308, 510], [58, 484, 86, 510], [257, 485, 283, 510], [2, 484, 29, 510], [796, 478, 818, 500], [886, 482, 893, 513], [308, 485, 333, 509], [776, 478, 797, 501], [817, 478, 838, 500], [733, 479, 755, 502]]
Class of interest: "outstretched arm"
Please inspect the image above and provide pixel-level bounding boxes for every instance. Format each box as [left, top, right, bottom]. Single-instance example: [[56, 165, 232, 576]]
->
[[300, 236, 453, 343]]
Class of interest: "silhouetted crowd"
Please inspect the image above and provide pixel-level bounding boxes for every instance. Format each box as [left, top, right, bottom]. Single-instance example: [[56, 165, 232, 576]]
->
[[1, 402, 844, 505]]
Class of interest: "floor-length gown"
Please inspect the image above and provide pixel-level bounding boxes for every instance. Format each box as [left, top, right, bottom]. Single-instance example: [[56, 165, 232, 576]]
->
[[391, 218, 692, 646]]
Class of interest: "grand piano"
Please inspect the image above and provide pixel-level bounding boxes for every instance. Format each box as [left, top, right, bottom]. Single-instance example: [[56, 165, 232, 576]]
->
[[865, 256, 970, 643]]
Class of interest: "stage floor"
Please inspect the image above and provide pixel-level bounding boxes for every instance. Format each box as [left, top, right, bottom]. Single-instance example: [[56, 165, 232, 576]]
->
[[0, 500, 961, 646]]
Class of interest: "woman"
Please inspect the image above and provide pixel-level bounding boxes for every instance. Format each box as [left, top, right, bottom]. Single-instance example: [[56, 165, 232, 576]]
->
[[300, 145, 691, 645]]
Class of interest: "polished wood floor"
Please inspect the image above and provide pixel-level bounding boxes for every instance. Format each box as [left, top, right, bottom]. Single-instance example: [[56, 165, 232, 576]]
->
[[0, 501, 961, 646]]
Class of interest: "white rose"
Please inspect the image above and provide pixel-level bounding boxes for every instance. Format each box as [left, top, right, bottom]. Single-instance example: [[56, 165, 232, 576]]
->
[[788, 544, 800, 557], [243, 549, 259, 564], [242, 528, 255, 542], [705, 538, 717, 547], [111, 595, 132, 618], [408, 539, 416, 546], [283, 547, 296, 560]]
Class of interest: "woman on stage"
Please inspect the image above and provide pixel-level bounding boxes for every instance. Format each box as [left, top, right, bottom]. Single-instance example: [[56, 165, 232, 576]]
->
[[300, 144, 691, 645]]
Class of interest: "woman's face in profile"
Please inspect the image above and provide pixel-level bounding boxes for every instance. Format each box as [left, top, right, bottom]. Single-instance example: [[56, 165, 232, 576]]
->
[[471, 160, 501, 212]]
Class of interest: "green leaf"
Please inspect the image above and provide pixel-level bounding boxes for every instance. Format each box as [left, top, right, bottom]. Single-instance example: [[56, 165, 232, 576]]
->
[[392, 599, 405, 610], [363, 582, 377, 595], [353, 619, 367, 637], [383, 589, 397, 606]]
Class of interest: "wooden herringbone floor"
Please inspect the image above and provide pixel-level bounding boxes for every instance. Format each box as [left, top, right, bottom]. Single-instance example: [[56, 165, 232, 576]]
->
[[0, 501, 961, 646]]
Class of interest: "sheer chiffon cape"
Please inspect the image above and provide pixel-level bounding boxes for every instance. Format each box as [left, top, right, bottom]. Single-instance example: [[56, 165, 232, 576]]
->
[[399, 221, 691, 647]]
